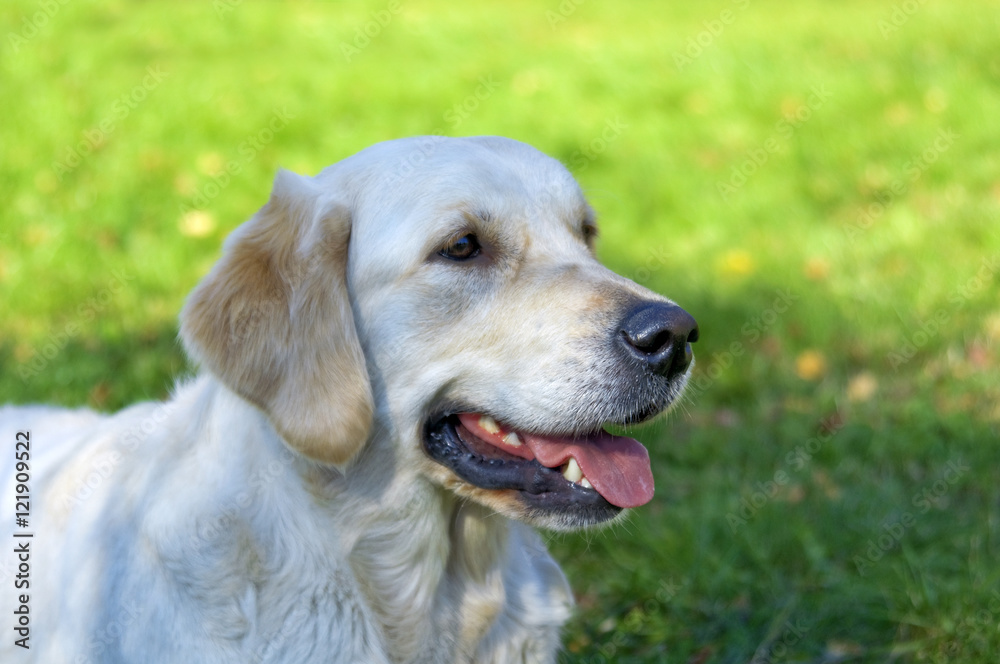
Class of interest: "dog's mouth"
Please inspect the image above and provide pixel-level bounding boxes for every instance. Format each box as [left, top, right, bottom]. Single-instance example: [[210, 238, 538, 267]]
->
[[423, 412, 654, 521]]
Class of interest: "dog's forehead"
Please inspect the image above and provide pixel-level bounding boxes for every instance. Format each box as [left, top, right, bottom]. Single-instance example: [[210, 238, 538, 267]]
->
[[327, 136, 589, 234]]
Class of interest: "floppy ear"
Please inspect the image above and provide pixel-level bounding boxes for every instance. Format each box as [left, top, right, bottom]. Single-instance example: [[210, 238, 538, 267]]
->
[[180, 169, 373, 465]]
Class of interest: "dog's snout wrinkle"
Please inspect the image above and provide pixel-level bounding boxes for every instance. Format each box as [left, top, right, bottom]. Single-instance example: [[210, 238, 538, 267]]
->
[[619, 302, 699, 379]]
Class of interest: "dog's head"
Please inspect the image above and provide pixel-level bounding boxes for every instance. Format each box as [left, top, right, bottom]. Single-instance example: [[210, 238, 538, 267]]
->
[[181, 136, 697, 530]]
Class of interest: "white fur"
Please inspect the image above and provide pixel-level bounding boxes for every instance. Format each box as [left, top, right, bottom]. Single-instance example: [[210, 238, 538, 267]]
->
[[0, 136, 686, 663]]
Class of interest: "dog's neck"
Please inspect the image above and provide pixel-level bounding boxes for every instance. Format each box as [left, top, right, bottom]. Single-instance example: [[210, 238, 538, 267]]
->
[[242, 401, 514, 662], [342, 442, 512, 662]]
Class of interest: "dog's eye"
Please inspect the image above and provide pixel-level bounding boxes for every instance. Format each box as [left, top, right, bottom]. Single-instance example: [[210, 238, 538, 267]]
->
[[439, 234, 481, 261]]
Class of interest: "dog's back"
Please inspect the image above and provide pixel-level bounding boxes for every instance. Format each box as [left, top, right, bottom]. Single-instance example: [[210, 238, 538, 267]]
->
[[0, 382, 404, 663]]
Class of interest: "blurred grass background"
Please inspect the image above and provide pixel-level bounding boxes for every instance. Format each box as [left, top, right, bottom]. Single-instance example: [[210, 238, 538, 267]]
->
[[2, 0, 999, 661]]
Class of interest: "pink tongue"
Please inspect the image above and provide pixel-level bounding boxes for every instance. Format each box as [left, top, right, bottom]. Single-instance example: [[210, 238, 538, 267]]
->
[[522, 430, 654, 509], [455, 414, 654, 508]]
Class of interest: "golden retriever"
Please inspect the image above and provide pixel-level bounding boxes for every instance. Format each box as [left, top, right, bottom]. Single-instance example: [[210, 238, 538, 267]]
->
[[0, 136, 697, 663]]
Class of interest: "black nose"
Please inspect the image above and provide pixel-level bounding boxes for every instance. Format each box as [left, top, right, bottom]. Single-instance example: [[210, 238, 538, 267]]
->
[[619, 302, 699, 378]]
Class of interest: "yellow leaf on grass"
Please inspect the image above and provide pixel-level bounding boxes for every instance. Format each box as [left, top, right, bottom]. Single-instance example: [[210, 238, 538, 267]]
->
[[196, 152, 226, 177], [718, 249, 755, 277], [178, 210, 216, 238], [847, 372, 878, 402], [804, 256, 830, 281], [795, 350, 827, 381]]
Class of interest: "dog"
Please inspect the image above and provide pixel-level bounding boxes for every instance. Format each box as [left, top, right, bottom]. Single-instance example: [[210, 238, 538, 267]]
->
[[0, 136, 697, 663]]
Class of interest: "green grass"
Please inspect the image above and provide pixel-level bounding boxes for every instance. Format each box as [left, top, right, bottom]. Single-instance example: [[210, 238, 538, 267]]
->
[[3, 0, 999, 661]]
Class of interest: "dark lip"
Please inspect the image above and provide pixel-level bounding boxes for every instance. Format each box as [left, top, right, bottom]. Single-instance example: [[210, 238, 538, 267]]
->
[[422, 414, 622, 522], [621, 400, 670, 425]]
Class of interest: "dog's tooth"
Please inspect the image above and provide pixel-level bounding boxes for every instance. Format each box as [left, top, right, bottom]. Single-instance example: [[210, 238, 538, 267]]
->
[[580, 477, 593, 489], [478, 415, 501, 435], [562, 457, 582, 483], [504, 431, 522, 447]]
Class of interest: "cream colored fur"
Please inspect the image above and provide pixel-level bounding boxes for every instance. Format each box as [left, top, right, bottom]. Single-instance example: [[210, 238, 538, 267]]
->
[[0, 136, 684, 663]]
